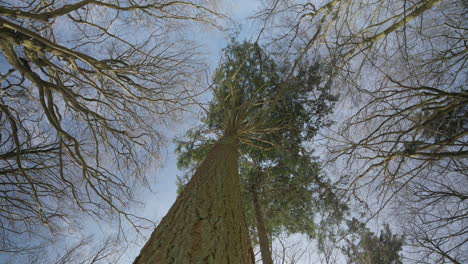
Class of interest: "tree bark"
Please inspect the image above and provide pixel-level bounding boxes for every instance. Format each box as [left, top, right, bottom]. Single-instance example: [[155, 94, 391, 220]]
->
[[252, 189, 274, 264], [134, 136, 254, 263]]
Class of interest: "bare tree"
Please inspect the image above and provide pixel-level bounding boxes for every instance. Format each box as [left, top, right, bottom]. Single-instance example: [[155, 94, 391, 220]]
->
[[256, 0, 466, 262], [272, 233, 308, 264], [397, 163, 467, 263], [0, 0, 222, 256], [22, 235, 127, 264]]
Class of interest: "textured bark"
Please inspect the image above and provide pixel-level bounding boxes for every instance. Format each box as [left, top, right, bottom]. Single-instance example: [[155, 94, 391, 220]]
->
[[134, 136, 254, 263], [252, 190, 273, 264]]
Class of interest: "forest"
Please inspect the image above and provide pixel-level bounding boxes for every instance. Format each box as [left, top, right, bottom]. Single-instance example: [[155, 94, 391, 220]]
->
[[0, 0, 466, 263]]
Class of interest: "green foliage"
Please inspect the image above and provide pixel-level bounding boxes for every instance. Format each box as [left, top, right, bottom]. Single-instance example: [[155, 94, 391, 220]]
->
[[207, 40, 282, 134], [175, 39, 344, 246], [342, 221, 404, 264], [240, 154, 347, 240]]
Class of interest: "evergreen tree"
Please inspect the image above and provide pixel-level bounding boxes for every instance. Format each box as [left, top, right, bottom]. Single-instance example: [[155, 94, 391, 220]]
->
[[342, 221, 404, 264], [174, 40, 344, 263]]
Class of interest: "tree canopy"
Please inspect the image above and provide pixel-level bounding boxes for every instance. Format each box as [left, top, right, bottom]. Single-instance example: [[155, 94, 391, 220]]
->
[[175, 40, 347, 262], [2, 0, 465, 263], [342, 222, 404, 264]]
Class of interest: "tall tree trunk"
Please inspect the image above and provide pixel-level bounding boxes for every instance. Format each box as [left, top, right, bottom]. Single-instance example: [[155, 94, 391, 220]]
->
[[134, 136, 254, 263], [252, 189, 274, 264]]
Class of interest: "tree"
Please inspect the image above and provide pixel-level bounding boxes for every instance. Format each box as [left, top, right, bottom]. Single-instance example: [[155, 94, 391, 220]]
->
[[134, 135, 254, 263], [173, 41, 343, 263], [134, 40, 340, 262], [257, 0, 467, 261], [342, 222, 404, 264], [0, 0, 221, 257], [396, 171, 466, 264], [30, 236, 126, 264], [176, 131, 345, 264]]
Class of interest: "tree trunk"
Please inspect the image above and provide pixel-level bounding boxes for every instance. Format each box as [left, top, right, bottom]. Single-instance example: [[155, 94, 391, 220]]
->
[[252, 190, 274, 264], [134, 136, 254, 263]]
